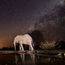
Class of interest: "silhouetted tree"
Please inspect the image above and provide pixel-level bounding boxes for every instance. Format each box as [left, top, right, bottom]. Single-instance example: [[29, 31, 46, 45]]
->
[[29, 30, 44, 49]]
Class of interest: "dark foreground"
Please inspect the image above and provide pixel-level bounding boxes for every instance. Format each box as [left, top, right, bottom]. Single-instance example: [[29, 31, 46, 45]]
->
[[0, 50, 65, 65]]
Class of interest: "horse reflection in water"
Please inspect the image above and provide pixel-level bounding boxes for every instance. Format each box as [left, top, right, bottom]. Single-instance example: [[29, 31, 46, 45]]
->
[[15, 53, 35, 65]]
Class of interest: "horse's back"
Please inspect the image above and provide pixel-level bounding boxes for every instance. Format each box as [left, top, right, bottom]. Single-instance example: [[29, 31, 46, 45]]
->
[[14, 34, 32, 43], [23, 34, 32, 40], [22, 34, 32, 43], [14, 35, 23, 41]]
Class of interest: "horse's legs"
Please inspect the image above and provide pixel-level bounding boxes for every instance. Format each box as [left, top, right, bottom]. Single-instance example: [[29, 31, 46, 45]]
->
[[21, 45, 24, 51], [29, 45, 31, 50], [14, 41, 16, 50], [29, 43, 34, 51], [20, 42, 24, 51], [19, 45, 21, 50]]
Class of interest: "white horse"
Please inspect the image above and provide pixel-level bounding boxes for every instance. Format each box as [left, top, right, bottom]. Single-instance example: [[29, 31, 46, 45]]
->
[[14, 34, 34, 51]]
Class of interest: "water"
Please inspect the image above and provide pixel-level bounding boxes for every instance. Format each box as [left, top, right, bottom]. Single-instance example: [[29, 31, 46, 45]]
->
[[0, 51, 65, 65]]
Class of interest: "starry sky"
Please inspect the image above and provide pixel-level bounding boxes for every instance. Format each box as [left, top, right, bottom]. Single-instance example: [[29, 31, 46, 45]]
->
[[0, 0, 63, 48]]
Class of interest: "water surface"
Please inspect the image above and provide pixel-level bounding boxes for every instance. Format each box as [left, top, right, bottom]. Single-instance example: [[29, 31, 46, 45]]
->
[[0, 51, 65, 65]]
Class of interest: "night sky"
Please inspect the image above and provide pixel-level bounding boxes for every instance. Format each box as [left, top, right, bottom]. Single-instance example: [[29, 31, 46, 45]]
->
[[0, 0, 64, 48]]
